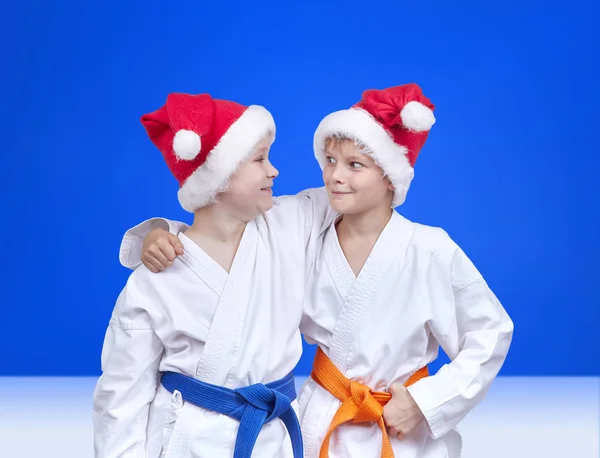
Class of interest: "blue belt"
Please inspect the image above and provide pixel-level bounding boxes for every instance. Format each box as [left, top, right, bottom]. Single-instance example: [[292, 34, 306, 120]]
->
[[161, 371, 303, 458]]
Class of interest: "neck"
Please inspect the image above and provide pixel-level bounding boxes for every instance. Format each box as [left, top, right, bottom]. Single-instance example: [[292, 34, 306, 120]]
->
[[337, 205, 393, 238], [187, 204, 248, 243]]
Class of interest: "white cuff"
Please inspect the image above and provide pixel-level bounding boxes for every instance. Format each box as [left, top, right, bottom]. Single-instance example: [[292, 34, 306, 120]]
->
[[118, 218, 186, 269], [406, 375, 455, 439]]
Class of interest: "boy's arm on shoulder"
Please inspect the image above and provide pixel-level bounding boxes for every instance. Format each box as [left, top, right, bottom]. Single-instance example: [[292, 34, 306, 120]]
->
[[406, 236, 514, 439], [92, 285, 164, 456], [273, 187, 334, 236], [119, 217, 189, 269]]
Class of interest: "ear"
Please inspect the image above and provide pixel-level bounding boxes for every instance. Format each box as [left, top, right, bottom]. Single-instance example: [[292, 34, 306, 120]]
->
[[387, 180, 395, 191]]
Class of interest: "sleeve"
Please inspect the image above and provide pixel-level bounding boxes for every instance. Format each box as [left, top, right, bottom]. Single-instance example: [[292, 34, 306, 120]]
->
[[92, 288, 164, 457], [406, 245, 514, 439], [270, 187, 334, 255], [119, 217, 190, 270], [286, 187, 335, 336], [294, 187, 334, 241]]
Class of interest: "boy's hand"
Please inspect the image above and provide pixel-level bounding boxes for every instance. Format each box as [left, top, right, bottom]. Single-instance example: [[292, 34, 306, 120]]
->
[[382, 384, 426, 440], [141, 228, 184, 273]]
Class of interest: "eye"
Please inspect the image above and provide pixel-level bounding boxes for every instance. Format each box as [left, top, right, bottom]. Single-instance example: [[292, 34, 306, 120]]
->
[[326, 156, 336, 164], [255, 156, 265, 163], [350, 162, 364, 169]]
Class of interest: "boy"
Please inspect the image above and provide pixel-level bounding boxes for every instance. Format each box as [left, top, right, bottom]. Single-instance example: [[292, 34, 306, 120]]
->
[[92, 92, 333, 458], [125, 84, 514, 458], [299, 84, 514, 457]]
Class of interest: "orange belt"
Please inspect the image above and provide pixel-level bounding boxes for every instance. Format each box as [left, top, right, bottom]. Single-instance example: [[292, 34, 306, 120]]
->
[[310, 347, 428, 458]]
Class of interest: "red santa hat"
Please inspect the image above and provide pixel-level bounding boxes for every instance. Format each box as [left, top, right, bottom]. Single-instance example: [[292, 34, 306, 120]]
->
[[313, 83, 435, 207], [141, 93, 275, 212]]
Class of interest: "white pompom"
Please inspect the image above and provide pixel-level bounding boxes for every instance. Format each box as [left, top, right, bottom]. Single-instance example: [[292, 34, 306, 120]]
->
[[400, 101, 436, 132], [173, 129, 202, 160]]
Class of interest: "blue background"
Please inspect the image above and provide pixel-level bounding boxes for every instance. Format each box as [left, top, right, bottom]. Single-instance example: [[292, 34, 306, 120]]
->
[[2, 0, 598, 377]]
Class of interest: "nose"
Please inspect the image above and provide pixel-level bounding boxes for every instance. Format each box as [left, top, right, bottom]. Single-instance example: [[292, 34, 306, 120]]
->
[[267, 160, 279, 179], [330, 163, 345, 184]]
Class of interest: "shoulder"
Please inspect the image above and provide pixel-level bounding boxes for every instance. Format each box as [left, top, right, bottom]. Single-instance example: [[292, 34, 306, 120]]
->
[[112, 262, 188, 328], [408, 219, 485, 288], [405, 218, 459, 262]]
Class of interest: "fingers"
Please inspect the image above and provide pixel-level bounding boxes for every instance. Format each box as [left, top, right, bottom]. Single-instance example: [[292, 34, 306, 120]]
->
[[388, 383, 405, 397], [388, 426, 406, 441], [144, 244, 174, 272], [168, 233, 185, 256], [142, 254, 164, 273], [141, 232, 185, 273], [157, 240, 177, 265], [388, 422, 416, 441], [382, 406, 393, 427]]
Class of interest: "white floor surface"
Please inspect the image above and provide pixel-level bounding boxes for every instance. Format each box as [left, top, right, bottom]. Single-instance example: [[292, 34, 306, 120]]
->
[[0, 376, 597, 457]]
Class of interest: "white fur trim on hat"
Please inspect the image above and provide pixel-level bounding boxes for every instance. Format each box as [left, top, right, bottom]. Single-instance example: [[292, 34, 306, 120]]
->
[[400, 101, 435, 132], [177, 105, 275, 212], [173, 129, 202, 160], [313, 108, 414, 207]]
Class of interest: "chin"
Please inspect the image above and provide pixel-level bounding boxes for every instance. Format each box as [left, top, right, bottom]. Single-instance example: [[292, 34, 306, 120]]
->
[[259, 196, 274, 213], [328, 200, 355, 214], [262, 202, 274, 212], [328, 201, 343, 213]]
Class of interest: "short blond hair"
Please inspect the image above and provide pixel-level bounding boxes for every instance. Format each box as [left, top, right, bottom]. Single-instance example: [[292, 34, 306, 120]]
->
[[324, 133, 373, 156], [324, 133, 391, 180]]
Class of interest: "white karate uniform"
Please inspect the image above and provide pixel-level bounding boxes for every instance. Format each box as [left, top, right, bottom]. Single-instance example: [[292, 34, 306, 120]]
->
[[92, 188, 334, 458], [298, 211, 514, 458]]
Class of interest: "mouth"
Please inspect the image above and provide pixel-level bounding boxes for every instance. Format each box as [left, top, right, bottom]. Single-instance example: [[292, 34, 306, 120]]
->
[[330, 190, 351, 196], [261, 187, 272, 193]]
